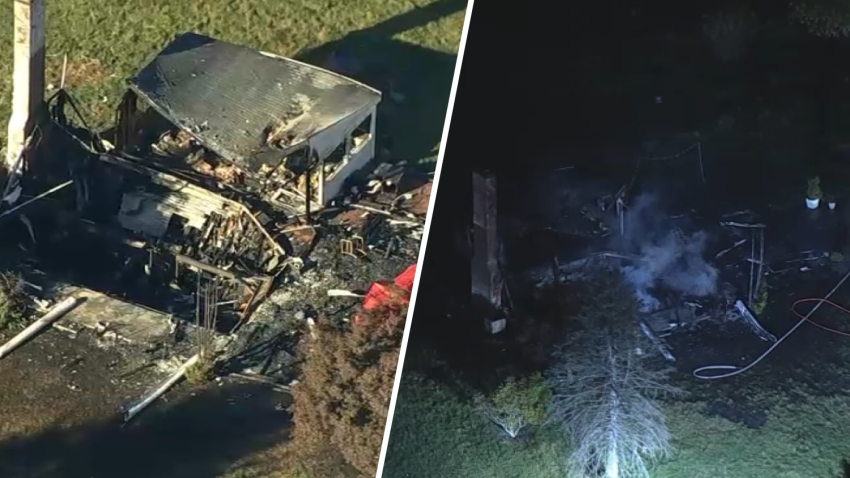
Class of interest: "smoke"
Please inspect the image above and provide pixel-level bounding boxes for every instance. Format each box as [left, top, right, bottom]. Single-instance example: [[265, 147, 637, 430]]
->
[[614, 193, 718, 311]]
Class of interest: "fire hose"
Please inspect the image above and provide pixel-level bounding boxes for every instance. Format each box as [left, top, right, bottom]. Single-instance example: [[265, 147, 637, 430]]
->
[[693, 267, 850, 380]]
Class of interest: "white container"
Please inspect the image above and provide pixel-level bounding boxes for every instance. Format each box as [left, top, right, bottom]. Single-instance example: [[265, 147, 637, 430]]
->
[[828, 201, 837, 210], [806, 197, 820, 209]]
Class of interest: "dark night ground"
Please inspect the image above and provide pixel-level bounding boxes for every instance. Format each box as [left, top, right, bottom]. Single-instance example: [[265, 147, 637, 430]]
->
[[385, 2, 850, 478]]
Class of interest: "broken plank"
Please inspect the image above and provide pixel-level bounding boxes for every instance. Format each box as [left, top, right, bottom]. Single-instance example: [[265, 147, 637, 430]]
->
[[715, 239, 747, 259], [639, 320, 676, 362], [229, 372, 292, 393], [720, 221, 766, 229], [734, 300, 777, 343], [350, 203, 393, 216]]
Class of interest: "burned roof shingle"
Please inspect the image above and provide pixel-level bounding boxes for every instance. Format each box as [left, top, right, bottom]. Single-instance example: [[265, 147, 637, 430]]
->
[[129, 32, 382, 167]]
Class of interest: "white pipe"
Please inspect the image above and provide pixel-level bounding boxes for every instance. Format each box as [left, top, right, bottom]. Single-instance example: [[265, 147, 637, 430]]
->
[[0, 296, 79, 359], [327, 289, 364, 298], [123, 353, 200, 423]]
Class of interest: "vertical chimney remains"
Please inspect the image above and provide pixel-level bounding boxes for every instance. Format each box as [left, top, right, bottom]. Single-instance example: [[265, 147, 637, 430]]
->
[[6, 0, 46, 176]]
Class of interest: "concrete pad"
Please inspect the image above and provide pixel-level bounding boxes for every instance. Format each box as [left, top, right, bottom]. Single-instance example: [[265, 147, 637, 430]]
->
[[45, 283, 173, 344]]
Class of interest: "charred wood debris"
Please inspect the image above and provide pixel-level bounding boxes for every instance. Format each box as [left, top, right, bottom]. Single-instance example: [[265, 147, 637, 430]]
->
[[510, 173, 844, 363], [1, 90, 427, 383]]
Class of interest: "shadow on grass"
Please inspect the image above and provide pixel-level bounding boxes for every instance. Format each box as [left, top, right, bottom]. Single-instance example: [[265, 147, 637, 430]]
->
[[297, 0, 467, 170], [0, 381, 291, 478], [836, 458, 850, 478]]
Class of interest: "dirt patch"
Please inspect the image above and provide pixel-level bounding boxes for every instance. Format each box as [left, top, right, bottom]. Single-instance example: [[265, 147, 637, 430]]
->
[[46, 57, 111, 89]]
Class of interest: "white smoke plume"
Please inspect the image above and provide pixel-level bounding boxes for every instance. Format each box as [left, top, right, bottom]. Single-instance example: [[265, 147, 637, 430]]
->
[[613, 193, 718, 311]]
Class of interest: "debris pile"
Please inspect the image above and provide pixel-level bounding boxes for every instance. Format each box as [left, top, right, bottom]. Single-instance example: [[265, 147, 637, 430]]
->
[[513, 171, 846, 362], [0, 32, 428, 421]]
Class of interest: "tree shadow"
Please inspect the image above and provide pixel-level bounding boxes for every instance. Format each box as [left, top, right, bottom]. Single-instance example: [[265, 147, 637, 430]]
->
[[296, 0, 467, 170], [836, 457, 850, 478], [0, 381, 292, 478]]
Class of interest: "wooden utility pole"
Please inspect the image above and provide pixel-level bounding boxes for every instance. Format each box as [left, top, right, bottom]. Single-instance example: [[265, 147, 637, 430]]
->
[[6, 0, 46, 176]]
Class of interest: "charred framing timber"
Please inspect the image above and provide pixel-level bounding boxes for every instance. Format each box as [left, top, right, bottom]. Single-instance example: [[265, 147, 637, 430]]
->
[[115, 90, 138, 151], [174, 253, 273, 324], [715, 239, 747, 259], [175, 254, 247, 283]]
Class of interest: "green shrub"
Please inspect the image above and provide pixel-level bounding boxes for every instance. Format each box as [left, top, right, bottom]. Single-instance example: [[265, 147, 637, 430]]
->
[[808, 177, 823, 200], [184, 353, 217, 386], [791, 0, 850, 37], [702, 6, 759, 62], [474, 373, 550, 438], [0, 272, 29, 331], [753, 281, 769, 316]]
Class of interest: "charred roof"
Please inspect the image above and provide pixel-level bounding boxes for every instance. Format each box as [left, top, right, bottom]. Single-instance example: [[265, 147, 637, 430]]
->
[[128, 32, 382, 168]]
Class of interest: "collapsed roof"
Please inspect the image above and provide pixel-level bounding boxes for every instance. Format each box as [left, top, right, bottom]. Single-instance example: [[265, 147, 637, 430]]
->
[[128, 32, 382, 171]]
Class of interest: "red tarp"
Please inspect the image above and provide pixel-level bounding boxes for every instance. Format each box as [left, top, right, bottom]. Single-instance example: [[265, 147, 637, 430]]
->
[[355, 264, 417, 325], [393, 263, 417, 292]]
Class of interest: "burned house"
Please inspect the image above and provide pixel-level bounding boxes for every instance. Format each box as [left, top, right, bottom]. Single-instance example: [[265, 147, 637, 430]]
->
[[11, 32, 390, 333], [114, 32, 382, 215]]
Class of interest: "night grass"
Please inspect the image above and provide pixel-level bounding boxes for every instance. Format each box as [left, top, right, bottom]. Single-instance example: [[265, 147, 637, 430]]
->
[[656, 395, 850, 478], [0, 0, 466, 167], [383, 374, 568, 478], [384, 375, 850, 478]]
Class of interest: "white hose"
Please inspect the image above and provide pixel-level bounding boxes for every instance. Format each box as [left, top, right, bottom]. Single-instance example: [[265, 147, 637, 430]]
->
[[693, 267, 850, 380]]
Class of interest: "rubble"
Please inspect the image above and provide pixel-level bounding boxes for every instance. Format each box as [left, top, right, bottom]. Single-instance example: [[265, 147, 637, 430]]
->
[[511, 167, 848, 363], [0, 32, 429, 420]]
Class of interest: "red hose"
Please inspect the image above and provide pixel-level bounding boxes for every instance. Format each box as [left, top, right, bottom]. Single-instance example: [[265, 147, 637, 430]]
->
[[791, 298, 850, 338], [694, 270, 850, 379]]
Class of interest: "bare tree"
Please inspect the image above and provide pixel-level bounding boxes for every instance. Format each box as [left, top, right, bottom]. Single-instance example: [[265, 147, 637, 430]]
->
[[548, 270, 680, 478]]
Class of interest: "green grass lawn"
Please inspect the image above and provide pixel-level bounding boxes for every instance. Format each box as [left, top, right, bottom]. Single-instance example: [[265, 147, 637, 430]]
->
[[384, 375, 850, 478], [383, 374, 568, 478], [0, 0, 466, 167], [655, 397, 850, 478]]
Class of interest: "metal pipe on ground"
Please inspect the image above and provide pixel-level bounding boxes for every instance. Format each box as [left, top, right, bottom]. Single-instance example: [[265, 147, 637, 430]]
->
[[123, 353, 200, 423], [0, 296, 80, 360]]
